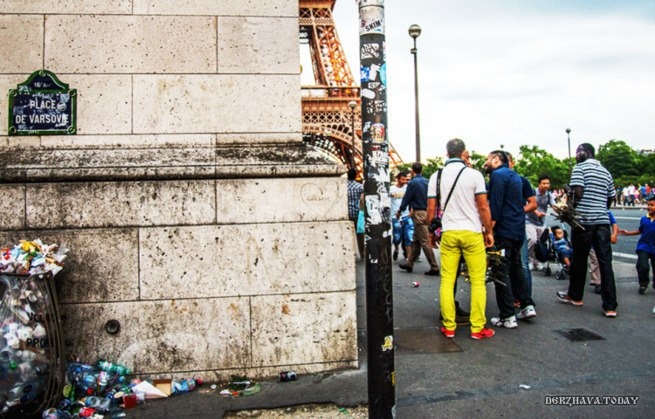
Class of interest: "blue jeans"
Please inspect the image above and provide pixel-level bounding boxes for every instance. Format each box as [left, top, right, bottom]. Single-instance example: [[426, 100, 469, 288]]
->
[[392, 216, 414, 247], [569, 224, 617, 311]]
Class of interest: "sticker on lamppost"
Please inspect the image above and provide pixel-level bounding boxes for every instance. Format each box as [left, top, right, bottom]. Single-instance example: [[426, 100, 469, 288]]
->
[[8, 70, 77, 135]]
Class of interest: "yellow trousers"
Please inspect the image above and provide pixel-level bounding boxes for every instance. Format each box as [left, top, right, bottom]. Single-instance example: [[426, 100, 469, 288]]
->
[[440, 230, 488, 333]]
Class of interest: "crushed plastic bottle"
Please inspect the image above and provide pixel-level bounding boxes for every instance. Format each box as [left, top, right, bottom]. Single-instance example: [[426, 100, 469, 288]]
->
[[42, 407, 72, 418], [171, 378, 202, 395]]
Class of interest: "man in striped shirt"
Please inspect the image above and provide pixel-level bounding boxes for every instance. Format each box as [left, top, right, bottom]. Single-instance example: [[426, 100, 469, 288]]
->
[[556, 143, 618, 317]]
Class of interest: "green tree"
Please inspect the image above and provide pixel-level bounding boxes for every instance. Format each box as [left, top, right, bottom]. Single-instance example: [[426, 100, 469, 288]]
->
[[513, 145, 570, 188], [637, 153, 655, 187], [394, 153, 486, 182], [420, 157, 444, 180], [596, 140, 640, 185], [468, 151, 487, 173]]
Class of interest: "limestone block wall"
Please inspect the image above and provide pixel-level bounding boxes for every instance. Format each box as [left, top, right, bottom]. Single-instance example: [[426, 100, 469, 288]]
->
[[0, 0, 358, 380]]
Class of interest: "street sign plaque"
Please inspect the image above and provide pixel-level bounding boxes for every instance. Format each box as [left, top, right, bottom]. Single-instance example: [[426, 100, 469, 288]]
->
[[8, 70, 77, 136]]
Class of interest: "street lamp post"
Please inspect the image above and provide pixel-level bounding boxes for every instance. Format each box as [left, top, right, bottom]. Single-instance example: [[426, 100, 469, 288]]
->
[[348, 100, 357, 168], [566, 128, 571, 160], [409, 24, 422, 162]]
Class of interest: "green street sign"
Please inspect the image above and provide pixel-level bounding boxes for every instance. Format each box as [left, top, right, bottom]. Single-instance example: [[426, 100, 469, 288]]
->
[[8, 70, 77, 135]]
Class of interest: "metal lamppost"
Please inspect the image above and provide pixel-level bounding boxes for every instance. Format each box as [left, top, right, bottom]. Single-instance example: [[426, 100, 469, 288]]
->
[[566, 128, 571, 160], [409, 24, 422, 162], [348, 100, 357, 168]]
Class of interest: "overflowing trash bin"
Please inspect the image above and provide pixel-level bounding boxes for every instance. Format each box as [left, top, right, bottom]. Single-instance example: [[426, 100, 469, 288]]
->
[[1, 240, 68, 417], [0, 272, 65, 417]]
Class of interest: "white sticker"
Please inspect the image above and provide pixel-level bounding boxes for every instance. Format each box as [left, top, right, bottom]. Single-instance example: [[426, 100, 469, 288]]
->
[[362, 88, 376, 99]]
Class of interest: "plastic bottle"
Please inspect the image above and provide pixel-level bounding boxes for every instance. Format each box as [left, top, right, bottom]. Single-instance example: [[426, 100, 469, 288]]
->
[[96, 370, 111, 394], [279, 370, 297, 382], [81, 371, 98, 395], [16, 350, 36, 361], [77, 406, 95, 418], [16, 377, 45, 403], [66, 363, 98, 393], [84, 395, 111, 413], [171, 378, 202, 394], [41, 407, 72, 419], [97, 360, 131, 376], [58, 398, 72, 411]]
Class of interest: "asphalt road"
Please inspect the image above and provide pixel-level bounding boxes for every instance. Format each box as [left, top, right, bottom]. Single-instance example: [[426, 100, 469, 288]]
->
[[611, 208, 644, 262]]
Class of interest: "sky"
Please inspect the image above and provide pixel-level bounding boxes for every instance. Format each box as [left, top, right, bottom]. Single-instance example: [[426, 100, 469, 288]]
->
[[330, 0, 655, 162]]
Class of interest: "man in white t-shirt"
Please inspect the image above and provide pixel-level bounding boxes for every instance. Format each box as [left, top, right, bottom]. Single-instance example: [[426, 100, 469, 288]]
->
[[426, 138, 495, 340], [624, 183, 635, 206]]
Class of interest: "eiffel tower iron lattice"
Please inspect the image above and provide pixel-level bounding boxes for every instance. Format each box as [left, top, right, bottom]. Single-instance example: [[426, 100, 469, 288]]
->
[[299, 0, 403, 174]]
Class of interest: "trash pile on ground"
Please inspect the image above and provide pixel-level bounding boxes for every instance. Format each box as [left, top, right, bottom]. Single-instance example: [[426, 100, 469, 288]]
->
[[40, 359, 202, 417], [217, 371, 296, 398], [219, 376, 261, 398]]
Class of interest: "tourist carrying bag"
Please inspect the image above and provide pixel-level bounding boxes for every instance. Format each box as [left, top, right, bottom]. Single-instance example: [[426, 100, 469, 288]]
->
[[429, 166, 467, 241]]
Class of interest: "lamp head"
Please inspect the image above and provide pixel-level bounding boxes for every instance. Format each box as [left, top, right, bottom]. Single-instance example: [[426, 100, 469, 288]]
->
[[408, 24, 422, 39], [348, 100, 357, 110]]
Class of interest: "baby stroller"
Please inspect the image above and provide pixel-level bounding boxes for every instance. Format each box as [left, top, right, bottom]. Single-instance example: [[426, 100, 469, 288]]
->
[[534, 226, 570, 280]]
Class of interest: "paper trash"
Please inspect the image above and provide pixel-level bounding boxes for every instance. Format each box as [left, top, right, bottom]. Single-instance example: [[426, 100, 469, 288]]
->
[[132, 381, 169, 399]]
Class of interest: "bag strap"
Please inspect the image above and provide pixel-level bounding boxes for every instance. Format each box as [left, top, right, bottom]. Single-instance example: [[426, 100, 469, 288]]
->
[[435, 169, 443, 206], [439, 166, 467, 214]]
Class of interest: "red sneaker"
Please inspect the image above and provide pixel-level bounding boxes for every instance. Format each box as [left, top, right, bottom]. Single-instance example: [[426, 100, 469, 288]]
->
[[470, 328, 495, 340], [440, 326, 455, 338]]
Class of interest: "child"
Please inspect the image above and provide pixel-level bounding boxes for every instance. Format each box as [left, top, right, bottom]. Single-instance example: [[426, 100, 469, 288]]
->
[[551, 226, 572, 269], [619, 196, 655, 295]]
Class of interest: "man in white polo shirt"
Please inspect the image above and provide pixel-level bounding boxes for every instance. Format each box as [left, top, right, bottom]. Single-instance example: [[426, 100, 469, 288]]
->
[[427, 138, 495, 340]]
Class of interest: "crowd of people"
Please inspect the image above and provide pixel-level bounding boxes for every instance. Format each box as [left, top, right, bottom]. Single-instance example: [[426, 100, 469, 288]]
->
[[347, 140, 655, 340], [615, 183, 654, 206]]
